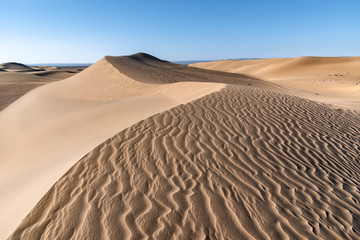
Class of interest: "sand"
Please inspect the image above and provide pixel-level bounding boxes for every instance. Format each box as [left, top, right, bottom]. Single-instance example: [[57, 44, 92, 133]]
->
[[1, 54, 360, 239], [0, 62, 35, 72], [0, 64, 85, 111], [0, 54, 261, 239], [191, 57, 360, 111], [9, 85, 360, 240]]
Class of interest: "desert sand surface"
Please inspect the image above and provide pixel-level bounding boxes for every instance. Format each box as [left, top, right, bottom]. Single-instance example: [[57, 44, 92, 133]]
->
[[1, 54, 360, 239], [191, 57, 360, 111], [0, 63, 85, 111], [0, 53, 263, 239]]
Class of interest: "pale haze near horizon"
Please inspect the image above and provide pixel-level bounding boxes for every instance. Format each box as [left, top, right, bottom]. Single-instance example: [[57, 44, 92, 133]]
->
[[1, 0, 359, 63]]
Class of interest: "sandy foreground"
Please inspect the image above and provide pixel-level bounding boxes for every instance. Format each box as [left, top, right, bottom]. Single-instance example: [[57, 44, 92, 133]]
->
[[1, 54, 360, 239]]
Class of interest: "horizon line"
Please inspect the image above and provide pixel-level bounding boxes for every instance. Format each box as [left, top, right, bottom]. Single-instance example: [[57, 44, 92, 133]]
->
[[2, 55, 357, 66]]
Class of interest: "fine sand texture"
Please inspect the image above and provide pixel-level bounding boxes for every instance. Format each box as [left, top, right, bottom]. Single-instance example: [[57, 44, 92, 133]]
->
[[1, 54, 264, 238], [9, 85, 360, 239], [191, 57, 360, 111]]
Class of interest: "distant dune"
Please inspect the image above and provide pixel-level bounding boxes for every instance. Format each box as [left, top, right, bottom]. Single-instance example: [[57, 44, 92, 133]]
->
[[0, 62, 45, 73], [34, 70, 77, 79], [1, 54, 359, 239], [0, 62, 34, 71], [173, 58, 261, 65], [191, 57, 360, 111], [191, 56, 360, 80]]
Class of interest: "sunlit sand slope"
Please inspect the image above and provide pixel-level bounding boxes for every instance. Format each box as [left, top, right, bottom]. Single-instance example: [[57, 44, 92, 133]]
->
[[10, 85, 360, 240], [0, 67, 83, 111], [191, 57, 360, 111], [1, 53, 263, 238], [191, 57, 360, 81]]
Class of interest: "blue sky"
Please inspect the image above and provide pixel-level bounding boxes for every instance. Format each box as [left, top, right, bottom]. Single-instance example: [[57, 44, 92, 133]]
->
[[1, 0, 359, 63]]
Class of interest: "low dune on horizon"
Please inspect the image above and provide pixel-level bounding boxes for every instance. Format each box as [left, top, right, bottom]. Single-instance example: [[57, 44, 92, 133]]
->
[[191, 56, 360, 111], [1, 53, 359, 239]]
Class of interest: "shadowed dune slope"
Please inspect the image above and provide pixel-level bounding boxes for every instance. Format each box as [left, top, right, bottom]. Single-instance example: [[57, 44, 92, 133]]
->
[[10, 85, 360, 240], [52, 53, 268, 102], [33, 70, 78, 79], [106, 53, 264, 85], [0, 62, 34, 71]]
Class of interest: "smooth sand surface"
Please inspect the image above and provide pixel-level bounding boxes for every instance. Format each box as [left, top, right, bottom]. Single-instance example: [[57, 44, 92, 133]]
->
[[2, 54, 360, 239], [33, 70, 78, 79], [0, 65, 84, 111], [191, 57, 360, 111], [0, 54, 262, 239]]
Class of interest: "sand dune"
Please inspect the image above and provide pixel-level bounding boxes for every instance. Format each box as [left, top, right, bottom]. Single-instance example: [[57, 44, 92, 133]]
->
[[0, 54, 262, 238], [106, 53, 263, 85], [10, 85, 360, 239], [0, 64, 85, 111], [191, 57, 360, 80], [0, 62, 35, 71], [2, 54, 360, 239], [0, 71, 76, 111], [33, 70, 81, 79], [191, 57, 360, 111]]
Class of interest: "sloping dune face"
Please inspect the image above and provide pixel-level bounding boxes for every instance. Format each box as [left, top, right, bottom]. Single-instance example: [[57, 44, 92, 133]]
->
[[0, 72, 66, 111], [0, 62, 40, 73], [191, 57, 360, 81], [10, 86, 360, 239], [1, 62, 30, 69], [0, 54, 262, 239], [106, 53, 264, 85], [191, 57, 360, 111], [0, 66, 84, 111]]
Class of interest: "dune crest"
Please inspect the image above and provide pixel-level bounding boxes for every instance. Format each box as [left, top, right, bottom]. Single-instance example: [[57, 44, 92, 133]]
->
[[0, 53, 262, 238]]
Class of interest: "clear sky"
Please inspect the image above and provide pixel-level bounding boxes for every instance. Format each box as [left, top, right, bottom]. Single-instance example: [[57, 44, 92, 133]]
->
[[1, 0, 359, 63]]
